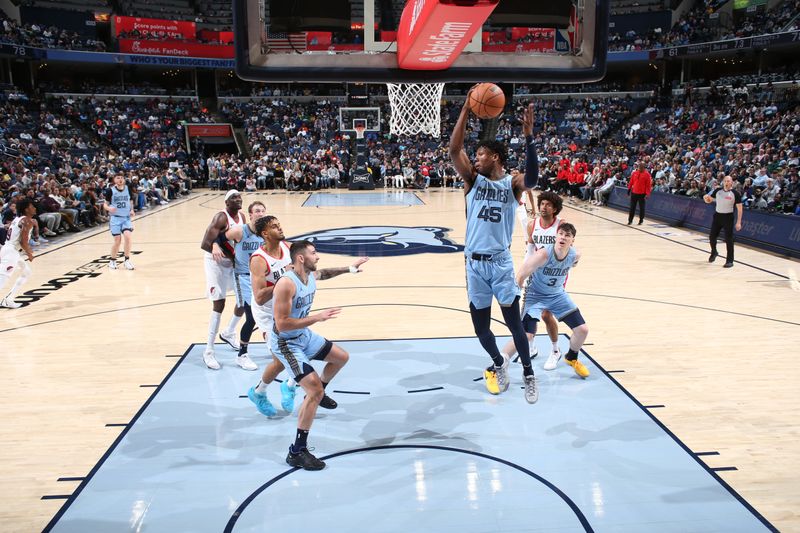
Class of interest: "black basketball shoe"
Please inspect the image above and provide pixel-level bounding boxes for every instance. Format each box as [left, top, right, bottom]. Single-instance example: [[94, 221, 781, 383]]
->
[[286, 447, 326, 471]]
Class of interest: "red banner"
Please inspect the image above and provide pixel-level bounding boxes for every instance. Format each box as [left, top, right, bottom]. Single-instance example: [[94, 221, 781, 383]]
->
[[482, 42, 554, 53], [119, 39, 234, 58], [197, 29, 234, 44], [114, 16, 196, 39], [397, 0, 498, 70], [186, 124, 233, 137]]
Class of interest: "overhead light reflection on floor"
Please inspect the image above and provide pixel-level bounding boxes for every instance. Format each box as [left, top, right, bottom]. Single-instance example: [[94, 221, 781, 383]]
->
[[592, 481, 605, 517], [414, 459, 427, 503]]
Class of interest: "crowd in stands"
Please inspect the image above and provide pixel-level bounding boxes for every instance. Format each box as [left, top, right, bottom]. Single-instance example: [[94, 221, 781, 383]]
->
[[547, 85, 800, 215], [1, 90, 199, 247], [2, 0, 799, 54], [609, 0, 799, 52], [40, 81, 196, 97], [0, 13, 106, 52], [3, 67, 800, 252]]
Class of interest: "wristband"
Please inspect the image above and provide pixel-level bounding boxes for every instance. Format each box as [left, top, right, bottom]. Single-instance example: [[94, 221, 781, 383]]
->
[[349, 266, 358, 274]]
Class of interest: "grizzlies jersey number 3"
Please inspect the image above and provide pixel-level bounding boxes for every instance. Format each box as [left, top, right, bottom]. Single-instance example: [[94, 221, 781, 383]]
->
[[526, 244, 577, 301], [464, 174, 517, 255]]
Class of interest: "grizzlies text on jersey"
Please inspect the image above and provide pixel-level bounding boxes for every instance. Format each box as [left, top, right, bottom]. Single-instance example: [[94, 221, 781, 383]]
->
[[464, 173, 517, 255]]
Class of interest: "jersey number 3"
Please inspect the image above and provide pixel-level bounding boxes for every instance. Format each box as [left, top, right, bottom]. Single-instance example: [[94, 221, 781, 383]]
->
[[477, 206, 501, 223]]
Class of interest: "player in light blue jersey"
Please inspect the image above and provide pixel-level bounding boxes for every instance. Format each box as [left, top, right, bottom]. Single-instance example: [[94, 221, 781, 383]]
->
[[223, 201, 267, 371], [270, 240, 368, 471], [103, 174, 135, 270], [516, 223, 590, 379], [450, 95, 540, 402]]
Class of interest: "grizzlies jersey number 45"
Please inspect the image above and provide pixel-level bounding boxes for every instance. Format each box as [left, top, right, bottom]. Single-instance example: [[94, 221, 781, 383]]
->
[[464, 174, 517, 255]]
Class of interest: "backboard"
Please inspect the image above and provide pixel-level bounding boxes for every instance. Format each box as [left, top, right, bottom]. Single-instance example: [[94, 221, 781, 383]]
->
[[234, 0, 609, 84], [339, 107, 381, 133]]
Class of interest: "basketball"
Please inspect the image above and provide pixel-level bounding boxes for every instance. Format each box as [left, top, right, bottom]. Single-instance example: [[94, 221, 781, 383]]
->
[[468, 83, 506, 119]]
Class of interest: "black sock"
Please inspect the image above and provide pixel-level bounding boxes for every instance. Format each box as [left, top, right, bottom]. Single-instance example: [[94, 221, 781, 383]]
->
[[522, 364, 534, 377], [321, 381, 328, 390], [565, 349, 579, 361], [124, 256, 130, 260], [292, 429, 309, 453]]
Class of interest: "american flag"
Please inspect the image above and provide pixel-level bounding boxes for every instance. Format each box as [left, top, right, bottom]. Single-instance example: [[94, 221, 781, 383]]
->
[[265, 32, 308, 53]]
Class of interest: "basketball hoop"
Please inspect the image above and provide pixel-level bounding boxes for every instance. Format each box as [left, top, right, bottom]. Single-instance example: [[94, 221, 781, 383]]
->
[[354, 125, 366, 139], [386, 82, 445, 137]]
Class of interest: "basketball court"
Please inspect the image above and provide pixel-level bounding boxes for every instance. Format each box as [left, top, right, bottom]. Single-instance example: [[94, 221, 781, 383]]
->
[[1, 190, 796, 531], [1, 0, 798, 531]]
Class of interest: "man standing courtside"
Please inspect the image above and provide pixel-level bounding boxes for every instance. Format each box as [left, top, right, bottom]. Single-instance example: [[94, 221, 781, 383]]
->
[[703, 175, 743, 268], [627, 161, 652, 225]]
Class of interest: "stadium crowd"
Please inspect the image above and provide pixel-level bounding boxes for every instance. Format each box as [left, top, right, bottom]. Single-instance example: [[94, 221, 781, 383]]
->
[[3, 69, 800, 250], [609, 0, 799, 52], [1, 0, 798, 54]]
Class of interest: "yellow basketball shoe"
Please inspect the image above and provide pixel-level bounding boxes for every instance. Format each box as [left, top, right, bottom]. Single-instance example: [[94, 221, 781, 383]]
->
[[484, 367, 500, 394], [565, 358, 590, 378]]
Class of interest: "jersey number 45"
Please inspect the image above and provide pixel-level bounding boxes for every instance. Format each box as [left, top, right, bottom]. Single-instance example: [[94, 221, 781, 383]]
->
[[477, 206, 501, 223]]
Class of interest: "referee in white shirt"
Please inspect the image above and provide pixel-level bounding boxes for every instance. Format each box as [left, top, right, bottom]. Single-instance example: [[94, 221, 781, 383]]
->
[[703, 175, 743, 268]]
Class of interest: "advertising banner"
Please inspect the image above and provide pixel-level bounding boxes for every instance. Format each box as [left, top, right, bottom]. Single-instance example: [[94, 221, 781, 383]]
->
[[114, 16, 196, 39], [186, 124, 233, 137], [608, 187, 800, 258], [118, 39, 234, 58]]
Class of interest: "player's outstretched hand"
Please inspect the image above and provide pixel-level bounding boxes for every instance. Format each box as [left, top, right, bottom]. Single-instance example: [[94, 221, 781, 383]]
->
[[26, 251, 34, 263], [522, 103, 534, 137], [315, 308, 341, 322], [351, 257, 369, 272]]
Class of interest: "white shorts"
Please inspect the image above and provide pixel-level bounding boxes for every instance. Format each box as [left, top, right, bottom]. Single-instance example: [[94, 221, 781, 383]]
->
[[0, 246, 22, 276], [0, 246, 23, 276], [204, 253, 234, 301], [252, 303, 274, 345]]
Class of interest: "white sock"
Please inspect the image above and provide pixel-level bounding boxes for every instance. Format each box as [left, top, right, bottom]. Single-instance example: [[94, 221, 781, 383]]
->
[[552, 341, 559, 352], [286, 378, 296, 388], [223, 313, 242, 336], [208, 311, 222, 350], [255, 380, 267, 393]]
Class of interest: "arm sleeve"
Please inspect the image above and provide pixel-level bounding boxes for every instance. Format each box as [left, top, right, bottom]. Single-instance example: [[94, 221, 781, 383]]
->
[[709, 188, 722, 199], [524, 136, 539, 188], [733, 190, 742, 204]]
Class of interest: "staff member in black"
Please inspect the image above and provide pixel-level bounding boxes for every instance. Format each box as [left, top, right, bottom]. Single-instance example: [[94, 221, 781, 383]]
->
[[703, 175, 743, 268]]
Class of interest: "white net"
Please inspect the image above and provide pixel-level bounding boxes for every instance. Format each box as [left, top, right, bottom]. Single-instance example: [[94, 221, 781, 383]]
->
[[386, 82, 445, 137]]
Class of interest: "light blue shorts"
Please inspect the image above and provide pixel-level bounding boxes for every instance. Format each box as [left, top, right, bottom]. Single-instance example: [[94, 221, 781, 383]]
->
[[109, 216, 133, 236], [234, 273, 251, 307], [523, 291, 578, 322], [465, 250, 520, 308], [269, 329, 332, 380]]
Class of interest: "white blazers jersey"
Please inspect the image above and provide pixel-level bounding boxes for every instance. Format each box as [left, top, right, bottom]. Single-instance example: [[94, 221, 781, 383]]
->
[[206, 210, 245, 269], [3, 216, 28, 252], [250, 241, 292, 329], [526, 216, 562, 259]]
